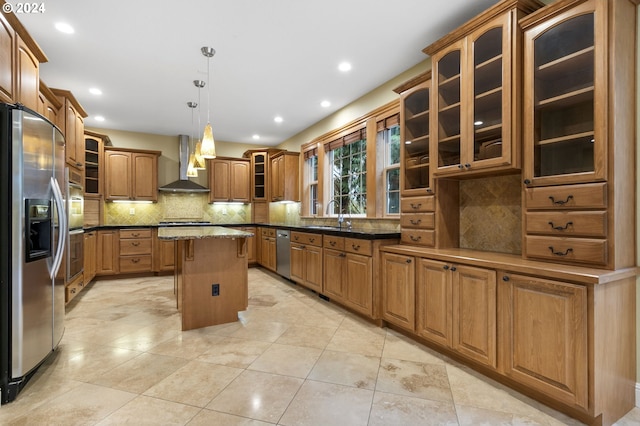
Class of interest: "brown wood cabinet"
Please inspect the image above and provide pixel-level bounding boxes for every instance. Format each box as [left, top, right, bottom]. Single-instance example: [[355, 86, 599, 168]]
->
[[83, 231, 97, 286], [500, 272, 588, 410], [119, 229, 152, 274], [520, 0, 636, 271], [258, 228, 276, 271], [322, 235, 382, 318], [381, 252, 415, 330], [153, 229, 175, 272], [425, 0, 541, 177], [37, 81, 62, 124], [96, 230, 119, 276], [290, 232, 322, 293], [104, 148, 159, 202], [51, 89, 88, 172], [0, 7, 46, 107], [270, 151, 299, 202], [208, 158, 250, 203]]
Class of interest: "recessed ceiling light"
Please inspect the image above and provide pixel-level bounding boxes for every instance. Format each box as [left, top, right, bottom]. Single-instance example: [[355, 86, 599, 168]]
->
[[89, 88, 102, 95], [252, 134, 260, 140], [274, 116, 283, 123], [94, 116, 105, 122], [338, 62, 352, 72], [54, 22, 74, 34], [320, 100, 331, 108]]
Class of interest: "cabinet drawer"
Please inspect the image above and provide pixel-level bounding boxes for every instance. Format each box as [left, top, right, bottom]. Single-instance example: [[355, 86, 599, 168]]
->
[[120, 229, 152, 239], [344, 238, 372, 256], [261, 228, 276, 237], [119, 255, 152, 273], [291, 232, 322, 247], [323, 235, 345, 250], [524, 236, 607, 266], [401, 229, 435, 247], [401, 213, 435, 229], [525, 211, 607, 238], [401, 196, 435, 213], [119, 239, 152, 255], [524, 183, 606, 210]]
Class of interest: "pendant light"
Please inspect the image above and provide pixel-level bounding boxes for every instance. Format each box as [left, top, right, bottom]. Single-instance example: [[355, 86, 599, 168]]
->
[[200, 46, 216, 159], [186, 101, 198, 178], [193, 80, 206, 169]]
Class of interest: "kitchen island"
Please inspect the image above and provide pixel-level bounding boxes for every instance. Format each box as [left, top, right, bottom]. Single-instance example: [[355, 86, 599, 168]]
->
[[158, 226, 254, 331]]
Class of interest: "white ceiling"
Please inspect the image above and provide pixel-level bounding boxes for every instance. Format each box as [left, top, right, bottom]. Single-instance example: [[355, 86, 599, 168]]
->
[[15, 0, 499, 146]]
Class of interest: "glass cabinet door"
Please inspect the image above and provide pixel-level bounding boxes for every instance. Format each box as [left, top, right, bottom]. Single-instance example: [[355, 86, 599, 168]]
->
[[401, 81, 432, 195], [471, 25, 504, 165], [433, 44, 463, 172], [523, 0, 605, 185], [252, 152, 267, 200]]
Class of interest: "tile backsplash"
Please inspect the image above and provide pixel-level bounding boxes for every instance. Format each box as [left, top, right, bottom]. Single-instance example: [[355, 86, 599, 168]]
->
[[104, 193, 251, 225], [459, 174, 522, 254]]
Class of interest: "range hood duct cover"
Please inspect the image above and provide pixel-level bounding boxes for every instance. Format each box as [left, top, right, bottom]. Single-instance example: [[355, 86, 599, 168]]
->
[[159, 135, 209, 193]]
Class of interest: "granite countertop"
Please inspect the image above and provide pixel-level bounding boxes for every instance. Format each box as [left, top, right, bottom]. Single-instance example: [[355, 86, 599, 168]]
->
[[87, 223, 400, 240], [157, 226, 254, 240]]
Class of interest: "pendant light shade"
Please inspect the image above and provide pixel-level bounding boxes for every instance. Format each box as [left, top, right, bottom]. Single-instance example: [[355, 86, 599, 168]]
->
[[193, 142, 206, 169], [200, 46, 216, 159], [186, 154, 198, 177], [200, 123, 216, 158]]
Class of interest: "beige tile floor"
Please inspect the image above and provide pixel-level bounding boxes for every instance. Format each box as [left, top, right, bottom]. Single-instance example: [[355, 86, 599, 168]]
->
[[1, 268, 639, 425]]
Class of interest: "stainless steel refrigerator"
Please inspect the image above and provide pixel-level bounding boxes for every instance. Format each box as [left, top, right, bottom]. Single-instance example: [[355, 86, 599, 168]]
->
[[0, 103, 67, 403]]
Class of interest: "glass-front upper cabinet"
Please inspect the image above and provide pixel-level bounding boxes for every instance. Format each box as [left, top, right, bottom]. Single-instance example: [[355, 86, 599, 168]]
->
[[425, 1, 540, 177], [397, 73, 433, 196], [522, 0, 605, 186]]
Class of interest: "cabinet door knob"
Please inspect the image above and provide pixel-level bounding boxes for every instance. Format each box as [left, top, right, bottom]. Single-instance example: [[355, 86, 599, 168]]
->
[[443, 265, 449, 270], [502, 276, 510, 282], [465, 163, 470, 168], [523, 179, 531, 185], [458, 164, 464, 169], [450, 266, 457, 272], [406, 258, 412, 263]]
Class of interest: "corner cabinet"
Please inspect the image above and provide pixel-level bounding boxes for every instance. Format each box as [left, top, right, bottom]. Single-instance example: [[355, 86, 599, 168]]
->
[[270, 151, 300, 202], [424, 0, 542, 177], [208, 157, 250, 203], [104, 148, 159, 202]]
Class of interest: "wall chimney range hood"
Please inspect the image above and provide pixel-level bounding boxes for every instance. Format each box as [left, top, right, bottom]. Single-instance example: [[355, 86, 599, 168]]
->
[[159, 135, 209, 193]]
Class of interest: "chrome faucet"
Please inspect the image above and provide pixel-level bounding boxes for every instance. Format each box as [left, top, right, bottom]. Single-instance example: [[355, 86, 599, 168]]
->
[[325, 199, 345, 229]]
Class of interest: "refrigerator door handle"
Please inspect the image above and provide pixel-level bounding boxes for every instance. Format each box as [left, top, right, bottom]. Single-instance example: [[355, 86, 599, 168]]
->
[[50, 176, 67, 279]]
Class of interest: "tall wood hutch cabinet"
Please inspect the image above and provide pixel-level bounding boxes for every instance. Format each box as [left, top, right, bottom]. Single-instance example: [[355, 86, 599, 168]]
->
[[382, 0, 637, 425]]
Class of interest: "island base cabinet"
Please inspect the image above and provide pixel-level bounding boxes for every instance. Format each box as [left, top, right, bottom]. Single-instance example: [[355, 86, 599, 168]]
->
[[178, 238, 248, 331], [500, 273, 588, 410]]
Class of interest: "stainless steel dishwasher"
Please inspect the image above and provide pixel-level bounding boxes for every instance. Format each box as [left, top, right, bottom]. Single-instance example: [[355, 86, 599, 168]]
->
[[276, 229, 291, 279]]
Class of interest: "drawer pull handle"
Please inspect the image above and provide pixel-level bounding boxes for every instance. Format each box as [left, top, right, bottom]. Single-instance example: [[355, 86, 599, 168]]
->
[[294, 236, 299, 241], [310, 238, 315, 243], [548, 195, 573, 205], [548, 246, 573, 256], [409, 235, 421, 242], [548, 221, 573, 231], [410, 203, 422, 209], [131, 242, 140, 246], [329, 241, 336, 246], [132, 258, 140, 263], [410, 219, 422, 225], [132, 233, 140, 237], [351, 244, 360, 250]]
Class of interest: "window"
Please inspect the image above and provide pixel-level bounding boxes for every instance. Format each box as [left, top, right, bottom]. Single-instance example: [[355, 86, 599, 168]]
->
[[305, 149, 318, 215], [326, 128, 367, 216], [377, 115, 401, 215]]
